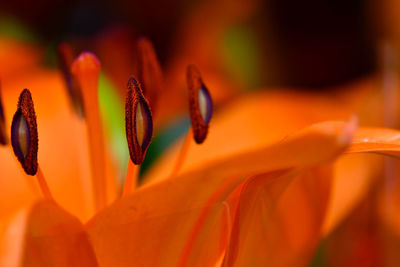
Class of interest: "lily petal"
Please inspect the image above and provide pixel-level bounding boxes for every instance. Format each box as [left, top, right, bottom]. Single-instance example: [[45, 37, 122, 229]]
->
[[143, 88, 364, 185], [221, 166, 331, 266], [323, 127, 400, 237], [0, 200, 98, 267], [86, 120, 353, 266], [347, 127, 400, 157]]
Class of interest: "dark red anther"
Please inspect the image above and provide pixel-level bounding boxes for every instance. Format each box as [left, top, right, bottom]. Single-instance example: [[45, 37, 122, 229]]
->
[[187, 65, 213, 144], [125, 77, 153, 165], [11, 89, 38, 175]]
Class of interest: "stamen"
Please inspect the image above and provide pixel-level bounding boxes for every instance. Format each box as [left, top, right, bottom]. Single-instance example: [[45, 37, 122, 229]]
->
[[122, 160, 139, 197], [11, 89, 38, 175], [0, 82, 7, 145], [187, 65, 213, 144], [137, 37, 163, 114], [36, 166, 53, 200], [10, 89, 53, 200], [167, 66, 213, 178], [122, 77, 153, 196], [125, 77, 153, 165], [57, 43, 85, 117], [71, 52, 107, 211]]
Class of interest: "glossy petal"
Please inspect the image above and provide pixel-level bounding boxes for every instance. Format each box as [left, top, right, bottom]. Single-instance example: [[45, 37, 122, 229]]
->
[[323, 194, 387, 267], [347, 127, 400, 157], [143, 87, 367, 185], [322, 153, 383, 237], [0, 200, 98, 267], [222, 166, 332, 266], [323, 127, 400, 237], [86, 120, 353, 267]]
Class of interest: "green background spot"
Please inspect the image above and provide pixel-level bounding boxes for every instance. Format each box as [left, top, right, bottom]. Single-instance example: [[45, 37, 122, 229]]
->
[[221, 24, 261, 89], [0, 16, 38, 43]]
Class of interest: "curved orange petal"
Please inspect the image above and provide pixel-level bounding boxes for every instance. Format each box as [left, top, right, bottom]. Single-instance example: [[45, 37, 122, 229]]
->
[[323, 191, 386, 267], [322, 153, 383, 237], [86, 120, 353, 267], [221, 166, 330, 266], [143, 80, 374, 185], [180, 125, 400, 266], [323, 127, 400, 237], [0, 200, 98, 267], [346, 127, 400, 157]]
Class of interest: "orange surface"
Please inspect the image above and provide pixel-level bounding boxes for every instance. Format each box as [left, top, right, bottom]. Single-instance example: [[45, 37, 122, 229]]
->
[[1, 38, 400, 266]]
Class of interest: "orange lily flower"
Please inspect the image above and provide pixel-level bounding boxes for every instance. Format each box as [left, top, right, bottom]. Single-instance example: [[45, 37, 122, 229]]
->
[[0, 35, 400, 267]]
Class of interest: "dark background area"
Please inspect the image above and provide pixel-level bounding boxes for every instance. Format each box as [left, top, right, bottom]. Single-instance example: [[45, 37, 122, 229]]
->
[[0, 0, 379, 88]]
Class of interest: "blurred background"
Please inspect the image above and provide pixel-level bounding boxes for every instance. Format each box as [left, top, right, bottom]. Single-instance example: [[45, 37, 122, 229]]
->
[[1, 1, 400, 266], [0, 0, 388, 88]]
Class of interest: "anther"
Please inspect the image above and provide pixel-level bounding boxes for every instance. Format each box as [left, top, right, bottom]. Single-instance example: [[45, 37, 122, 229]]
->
[[187, 65, 213, 144], [11, 89, 38, 175], [125, 77, 153, 165]]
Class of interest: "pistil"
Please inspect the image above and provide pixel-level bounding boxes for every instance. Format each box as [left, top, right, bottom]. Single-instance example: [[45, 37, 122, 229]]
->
[[71, 52, 107, 211]]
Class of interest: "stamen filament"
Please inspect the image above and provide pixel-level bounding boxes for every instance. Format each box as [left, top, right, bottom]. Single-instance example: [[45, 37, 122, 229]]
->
[[10, 148, 40, 196], [169, 128, 193, 178], [122, 160, 139, 197], [71, 52, 107, 211], [36, 166, 53, 200]]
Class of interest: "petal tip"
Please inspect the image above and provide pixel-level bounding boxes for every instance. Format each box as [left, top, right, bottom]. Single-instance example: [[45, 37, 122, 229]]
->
[[338, 115, 358, 146], [71, 52, 101, 75]]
